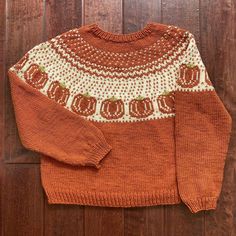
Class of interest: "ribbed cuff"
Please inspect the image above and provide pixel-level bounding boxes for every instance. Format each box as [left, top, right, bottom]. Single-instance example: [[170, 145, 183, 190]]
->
[[85, 141, 112, 169], [184, 197, 218, 213]]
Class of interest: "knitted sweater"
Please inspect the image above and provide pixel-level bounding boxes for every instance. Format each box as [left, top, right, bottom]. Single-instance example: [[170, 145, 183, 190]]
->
[[8, 22, 232, 213]]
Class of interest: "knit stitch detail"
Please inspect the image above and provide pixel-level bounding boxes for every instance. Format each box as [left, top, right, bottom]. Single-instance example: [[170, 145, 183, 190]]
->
[[43, 188, 182, 207], [88, 22, 155, 42], [85, 141, 112, 169], [8, 21, 232, 214]]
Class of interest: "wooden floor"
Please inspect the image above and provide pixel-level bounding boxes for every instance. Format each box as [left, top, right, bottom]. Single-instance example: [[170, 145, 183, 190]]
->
[[0, 0, 236, 235]]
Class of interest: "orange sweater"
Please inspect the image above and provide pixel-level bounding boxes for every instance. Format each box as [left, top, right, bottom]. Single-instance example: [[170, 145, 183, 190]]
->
[[8, 22, 232, 213]]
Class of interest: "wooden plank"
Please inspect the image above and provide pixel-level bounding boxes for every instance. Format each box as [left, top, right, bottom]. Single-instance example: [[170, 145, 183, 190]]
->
[[44, 204, 84, 236], [43, 1, 84, 235], [124, 207, 165, 236], [203, 167, 236, 235], [146, 206, 165, 236], [122, 2, 163, 235], [83, 1, 124, 236], [85, 207, 124, 236], [0, 0, 6, 233], [162, 0, 205, 235], [84, 0, 122, 32], [0, 0, 5, 78], [123, 0, 162, 31], [199, 0, 236, 95], [162, 0, 200, 43], [124, 208, 147, 236], [2, 164, 44, 236], [44, 0, 82, 39], [5, 0, 44, 164], [200, 0, 236, 235], [165, 205, 204, 236]]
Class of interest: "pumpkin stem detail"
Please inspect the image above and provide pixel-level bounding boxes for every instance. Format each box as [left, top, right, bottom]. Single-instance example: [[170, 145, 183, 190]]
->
[[60, 81, 66, 88], [136, 95, 144, 100], [187, 63, 196, 68], [162, 90, 170, 96], [39, 65, 45, 72], [83, 92, 91, 97], [109, 95, 118, 101]]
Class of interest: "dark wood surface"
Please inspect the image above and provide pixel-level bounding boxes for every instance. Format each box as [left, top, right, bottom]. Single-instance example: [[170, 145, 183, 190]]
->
[[1, 0, 235, 235]]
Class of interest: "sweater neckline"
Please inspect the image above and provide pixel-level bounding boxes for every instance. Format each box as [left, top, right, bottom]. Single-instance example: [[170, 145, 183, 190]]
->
[[77, 22, 168, 53], [88, 22, 155, 42]]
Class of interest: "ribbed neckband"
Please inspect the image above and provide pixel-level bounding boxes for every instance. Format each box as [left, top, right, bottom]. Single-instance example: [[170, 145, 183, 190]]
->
[[87, 22, 156, 43], [78, 22, 166, 53]]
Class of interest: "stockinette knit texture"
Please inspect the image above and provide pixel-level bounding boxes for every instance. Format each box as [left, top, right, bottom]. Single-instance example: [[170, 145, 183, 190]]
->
[[8, 22, 232, 213]]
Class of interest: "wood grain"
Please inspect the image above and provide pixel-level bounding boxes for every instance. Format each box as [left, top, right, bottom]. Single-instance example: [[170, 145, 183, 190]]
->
[[162, 0, 200, 43], [2, 165, 44, 235], [44, 0, 82, 39], [5, 0, 44, 164], [84, 0, 122, 33], [162, 1, 206, 235], [123, 0, 162, 32], [44, 204, 84, 236], [200, 0, 236, 235], [165, 205, 204, 236], [124, 206, 165, 236], [41, 1, 85, 235], [0, 0, 6, 233], [85, 207, 124, 236]]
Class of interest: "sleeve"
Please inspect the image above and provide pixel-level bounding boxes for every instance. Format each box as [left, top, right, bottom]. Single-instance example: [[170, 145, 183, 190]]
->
[[7, 39, 112, 169], [174, 32, 232, 213]]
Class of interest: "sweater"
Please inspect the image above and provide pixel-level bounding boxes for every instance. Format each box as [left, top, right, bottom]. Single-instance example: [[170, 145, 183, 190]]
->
[[8, 21, 232, 214]]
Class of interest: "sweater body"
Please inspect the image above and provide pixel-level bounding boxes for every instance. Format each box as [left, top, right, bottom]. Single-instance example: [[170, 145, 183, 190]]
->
[[41, 117, 180, 206], [8, 22, 232, 213]]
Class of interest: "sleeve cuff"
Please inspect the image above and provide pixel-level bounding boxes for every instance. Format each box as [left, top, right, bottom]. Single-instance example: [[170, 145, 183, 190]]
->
[[85, 141, 112, 169], [184, 197, 218, 213]]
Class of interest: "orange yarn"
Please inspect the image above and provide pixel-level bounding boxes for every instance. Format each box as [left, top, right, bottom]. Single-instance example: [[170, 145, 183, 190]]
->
[[8, 22, 232, 213]]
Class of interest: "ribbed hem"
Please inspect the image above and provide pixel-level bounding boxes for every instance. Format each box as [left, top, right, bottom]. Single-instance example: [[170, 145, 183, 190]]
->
[[44, 189, 182, 207], [86, 141, 112, 169], [183, 197, 218, 213]]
